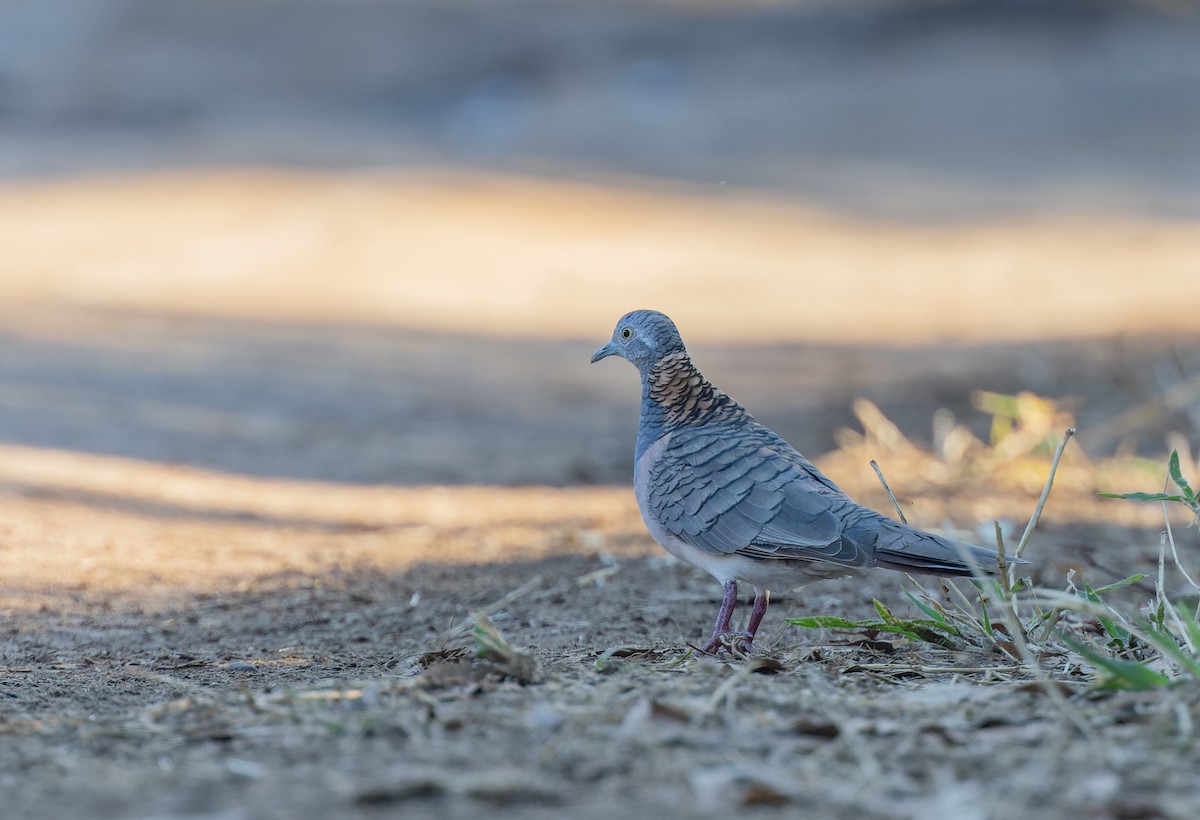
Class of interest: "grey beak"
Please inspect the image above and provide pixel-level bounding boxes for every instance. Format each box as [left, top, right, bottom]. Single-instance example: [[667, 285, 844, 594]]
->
[[590, 341, 618, 363]]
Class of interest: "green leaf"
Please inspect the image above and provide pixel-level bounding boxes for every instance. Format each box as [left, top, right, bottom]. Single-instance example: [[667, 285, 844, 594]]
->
[[786, 616, 868, 630], [1059, 632, 1173, 691], [873, 598, 898, 623], [1134, 621, 1200, 678], [978, 595, 994, 638], [873, 599, 957, 641], [891, 616, 955, 635], [787, 611, 956, 648], [1097, 492, 1187, 503], [1082, 581, 1129, 643], [1179, 609, 1200, 652], [1168, 450, 1197, 503], [904, 589, 950, 627], [1091, 574, 1145, 594]]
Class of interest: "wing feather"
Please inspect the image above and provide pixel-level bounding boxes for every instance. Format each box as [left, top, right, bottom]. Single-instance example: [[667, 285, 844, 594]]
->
[[646, 424, 860, 563]]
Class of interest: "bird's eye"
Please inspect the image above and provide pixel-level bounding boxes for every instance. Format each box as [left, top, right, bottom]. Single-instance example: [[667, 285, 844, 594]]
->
[[621, 327, 633, 340]]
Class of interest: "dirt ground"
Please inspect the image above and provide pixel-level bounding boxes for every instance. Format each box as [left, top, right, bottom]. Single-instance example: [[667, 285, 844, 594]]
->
[[4, 1, 1200, 818], [1, 188, 1199, 817], [0, 475, 1192, 820]]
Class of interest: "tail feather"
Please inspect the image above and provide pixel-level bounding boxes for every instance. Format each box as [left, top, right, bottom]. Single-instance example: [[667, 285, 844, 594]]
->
[[874, 541, 1017, 577], [850, 513, 1025, 578]]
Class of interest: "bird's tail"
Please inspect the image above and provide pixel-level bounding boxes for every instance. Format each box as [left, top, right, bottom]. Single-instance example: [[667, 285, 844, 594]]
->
[[855, 514, 1026, 578]]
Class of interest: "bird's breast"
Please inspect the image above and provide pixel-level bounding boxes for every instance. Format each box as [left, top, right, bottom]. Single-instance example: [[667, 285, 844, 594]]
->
[[634, 432, 670, 537], [633, 432, 702, 567]]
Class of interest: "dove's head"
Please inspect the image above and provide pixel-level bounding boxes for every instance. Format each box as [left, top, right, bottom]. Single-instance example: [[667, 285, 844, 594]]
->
[[590, 309, 686, 371]]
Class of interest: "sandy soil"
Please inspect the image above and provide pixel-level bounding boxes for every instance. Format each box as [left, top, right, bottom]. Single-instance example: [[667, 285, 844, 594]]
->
[[1, 424, 1197, 820]]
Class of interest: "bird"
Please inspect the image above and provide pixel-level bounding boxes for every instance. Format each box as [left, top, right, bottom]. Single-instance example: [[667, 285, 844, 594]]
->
[[591, 309, 1018, 654]]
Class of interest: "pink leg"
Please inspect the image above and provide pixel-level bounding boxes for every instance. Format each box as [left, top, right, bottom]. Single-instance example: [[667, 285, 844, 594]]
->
[[734, 590, 770, 653], [699, 580, 738, 654]]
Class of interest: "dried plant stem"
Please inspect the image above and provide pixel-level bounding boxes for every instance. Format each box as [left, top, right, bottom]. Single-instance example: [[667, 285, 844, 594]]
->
[[1156, 530, 1167, 626], [993, 522, 1010, 599], [1154, 461, 1200, 623], [1004, 623, 1091, 741], [965, 567, 1097, 744], [1036, 607, 1066, 643], [870, 459, 908, 525], [438, 574, 545, 644], [938, 579, 993, 642], [1015, 427, 1076, 561], [1162, 498, 1200, 593]]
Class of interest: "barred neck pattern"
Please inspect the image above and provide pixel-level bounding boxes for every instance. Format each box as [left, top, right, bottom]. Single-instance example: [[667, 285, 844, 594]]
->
[[646, 351, 726, 424], [633, 350, 746, 464]]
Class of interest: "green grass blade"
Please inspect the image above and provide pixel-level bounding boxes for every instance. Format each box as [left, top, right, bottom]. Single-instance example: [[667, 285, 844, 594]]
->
[[978, 595, 993, 637], [873, 599, 956, 640], [897, 624, 957, 647], [873, 598, 896, 622], [1091, 574, 1145, 594], [1058, 632, 1172, 691], [1178, 608, 1200, 651], [903, 589, 949, 626], [1082, 581, 1129, 643], [1168, 450, 1196, 503], [1097, 492, 1187, 503], [787, 611, 956, 648], [1134, 619, 1200, 678], [787, 616, 871, 630]]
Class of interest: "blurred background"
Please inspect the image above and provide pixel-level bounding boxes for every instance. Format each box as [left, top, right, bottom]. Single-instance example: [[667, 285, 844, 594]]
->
[[0, 0, 1198, 486], [5, 0, 1200, 214], [6, 5, 1200, 816]]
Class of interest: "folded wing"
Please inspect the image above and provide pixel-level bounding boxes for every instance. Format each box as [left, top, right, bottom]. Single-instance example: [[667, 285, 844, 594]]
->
[[644, 423, 1005, 576]]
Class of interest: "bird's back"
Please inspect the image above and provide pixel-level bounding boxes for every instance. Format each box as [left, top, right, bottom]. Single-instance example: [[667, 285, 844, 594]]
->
[[636, 349, 1008, 579]]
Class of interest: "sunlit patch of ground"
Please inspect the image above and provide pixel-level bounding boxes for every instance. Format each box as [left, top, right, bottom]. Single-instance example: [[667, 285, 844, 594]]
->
[[0, 443, 645, 614], [1, 170, 1198, 343]]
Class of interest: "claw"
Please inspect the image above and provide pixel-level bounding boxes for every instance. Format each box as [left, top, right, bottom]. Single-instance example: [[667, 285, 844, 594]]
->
[[697, 585, 771, 655]]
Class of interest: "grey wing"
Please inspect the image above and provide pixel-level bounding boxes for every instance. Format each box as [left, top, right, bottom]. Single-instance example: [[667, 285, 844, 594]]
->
[[646, 425, 871, 567]]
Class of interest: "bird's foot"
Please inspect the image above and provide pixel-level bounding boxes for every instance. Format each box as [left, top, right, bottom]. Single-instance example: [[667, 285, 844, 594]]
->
[[697, 585, 768, 655], [698, 631, 755, 655]]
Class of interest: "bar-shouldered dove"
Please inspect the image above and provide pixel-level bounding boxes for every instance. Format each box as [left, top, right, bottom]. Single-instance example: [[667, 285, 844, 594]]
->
[[591, 309, 1018, 654]]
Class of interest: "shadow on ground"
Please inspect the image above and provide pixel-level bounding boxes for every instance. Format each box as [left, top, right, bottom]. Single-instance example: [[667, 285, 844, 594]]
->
[[1, 309, 1196, 486]]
